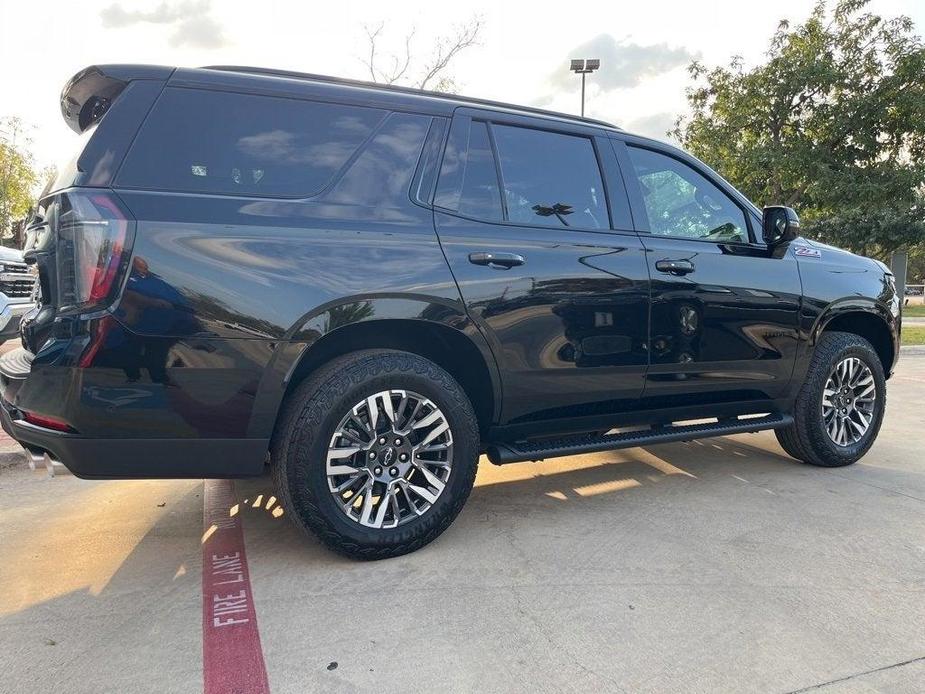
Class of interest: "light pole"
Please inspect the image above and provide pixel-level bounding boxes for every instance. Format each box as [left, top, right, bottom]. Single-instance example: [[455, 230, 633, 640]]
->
[[570, 58, 600, 117]]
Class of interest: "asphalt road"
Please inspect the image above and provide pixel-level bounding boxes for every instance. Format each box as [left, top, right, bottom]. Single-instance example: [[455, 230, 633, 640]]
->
[[1, 354, 923, 693]]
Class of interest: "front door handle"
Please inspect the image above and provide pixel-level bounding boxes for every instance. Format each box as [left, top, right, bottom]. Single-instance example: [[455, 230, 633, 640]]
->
[[655, 259, 695, 275], [468, 252, 526, 269]]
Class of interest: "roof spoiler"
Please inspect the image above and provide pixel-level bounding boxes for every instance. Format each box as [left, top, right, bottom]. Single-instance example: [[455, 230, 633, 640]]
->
[[60, 64, 174, 133]]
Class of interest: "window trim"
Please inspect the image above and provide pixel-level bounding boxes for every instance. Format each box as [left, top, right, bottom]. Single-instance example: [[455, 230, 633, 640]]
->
[[483, 121, 509, 221], [617, 138, 760, 247], [433, 117, 506, 221], [432, 108, 630, 234], [409, 116, 449, 209], [432, 114, 473, 212], [487, 120, 613, 232]]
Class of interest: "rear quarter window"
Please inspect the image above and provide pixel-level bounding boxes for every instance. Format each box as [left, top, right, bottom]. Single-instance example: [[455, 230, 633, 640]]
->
[[116, 88, 387, 197]]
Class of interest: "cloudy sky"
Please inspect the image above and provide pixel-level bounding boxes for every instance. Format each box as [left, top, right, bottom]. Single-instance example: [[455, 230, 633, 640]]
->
[[1, 0, 923, 171]]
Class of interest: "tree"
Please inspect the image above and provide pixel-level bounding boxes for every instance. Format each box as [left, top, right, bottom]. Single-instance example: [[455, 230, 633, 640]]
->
[[7, 165, 55, 248], [0, 117, 39, 244], [361, 16, 482, 93], [673, 0, 925, 258], [906, 244, 925, 284]]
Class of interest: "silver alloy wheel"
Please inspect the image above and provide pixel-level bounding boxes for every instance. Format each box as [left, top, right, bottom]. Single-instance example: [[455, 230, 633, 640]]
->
[[821, 356, 876, 447], [326, 389, 454, 529]]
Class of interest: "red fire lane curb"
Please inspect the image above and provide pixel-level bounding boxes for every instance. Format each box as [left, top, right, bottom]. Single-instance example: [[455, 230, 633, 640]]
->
[[202, 479, 271, 694]]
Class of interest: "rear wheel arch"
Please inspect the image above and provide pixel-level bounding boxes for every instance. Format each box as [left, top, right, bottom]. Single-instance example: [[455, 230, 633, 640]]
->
[[280, 318, 499, 437]]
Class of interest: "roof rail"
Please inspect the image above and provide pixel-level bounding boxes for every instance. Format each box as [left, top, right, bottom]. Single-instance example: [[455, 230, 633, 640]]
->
[[200, 65, 620, 130]]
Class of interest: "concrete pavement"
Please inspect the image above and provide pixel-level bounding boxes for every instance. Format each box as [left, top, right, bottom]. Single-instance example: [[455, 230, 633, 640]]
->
[[1, 357, 924, 693]]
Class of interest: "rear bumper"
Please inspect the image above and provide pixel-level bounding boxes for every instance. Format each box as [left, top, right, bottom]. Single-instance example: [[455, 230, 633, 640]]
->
[[0, 345, 268, 479], [0, 401, 268, 478]]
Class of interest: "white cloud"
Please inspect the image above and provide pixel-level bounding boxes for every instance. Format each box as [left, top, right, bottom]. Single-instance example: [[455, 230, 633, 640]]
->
[[547, 34, 695, 92], [100, 1, 200, 26], [167, 13, 227, 48], [623, 111, 678, 141], [100, 0, 228, 48]]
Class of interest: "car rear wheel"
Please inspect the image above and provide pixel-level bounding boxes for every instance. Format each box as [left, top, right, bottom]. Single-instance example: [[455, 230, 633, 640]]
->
[[775, 331, 886, 467], [271, 349, 479, 559]]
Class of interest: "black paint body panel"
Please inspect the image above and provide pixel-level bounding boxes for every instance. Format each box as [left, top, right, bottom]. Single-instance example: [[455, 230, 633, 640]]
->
[[3, 65, 900, 478]]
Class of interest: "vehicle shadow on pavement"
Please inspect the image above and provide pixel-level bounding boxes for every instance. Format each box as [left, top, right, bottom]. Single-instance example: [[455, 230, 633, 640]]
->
[[232, 433, 807, 566], [233, 429, 925, 572]]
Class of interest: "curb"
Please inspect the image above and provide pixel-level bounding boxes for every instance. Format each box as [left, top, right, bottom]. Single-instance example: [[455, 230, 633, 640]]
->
[[0, 448, 25, 471]]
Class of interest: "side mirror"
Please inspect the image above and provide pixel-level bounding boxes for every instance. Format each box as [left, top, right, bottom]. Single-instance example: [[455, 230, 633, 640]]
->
[[762, 206, 800, 246]]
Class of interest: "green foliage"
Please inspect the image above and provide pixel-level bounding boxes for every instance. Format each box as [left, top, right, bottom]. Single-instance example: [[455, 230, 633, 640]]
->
[[639, 170, 741, 240], [0, 117, 39, 239], [901, 326, 925, 346], [906, 244, 925, 283], [674, 0, 925, 255]]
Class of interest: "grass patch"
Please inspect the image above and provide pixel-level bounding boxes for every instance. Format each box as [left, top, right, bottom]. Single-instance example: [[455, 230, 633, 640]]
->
[[901, 326, 925, 346], [903, 304, 925, 317]]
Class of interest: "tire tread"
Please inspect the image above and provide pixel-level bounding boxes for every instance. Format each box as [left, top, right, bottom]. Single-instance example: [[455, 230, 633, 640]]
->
[[775, 331, 885, 467], [271, 349, 479, 560]]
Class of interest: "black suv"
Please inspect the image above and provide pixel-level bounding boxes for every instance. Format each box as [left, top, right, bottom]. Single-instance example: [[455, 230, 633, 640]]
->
[[2, 65, 900, 558]]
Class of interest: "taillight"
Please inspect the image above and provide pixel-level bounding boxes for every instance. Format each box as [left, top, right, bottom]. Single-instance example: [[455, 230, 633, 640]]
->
[[22, 411, 74, 433], [55, 192, 132, 311], [78, 314, 116, 368]]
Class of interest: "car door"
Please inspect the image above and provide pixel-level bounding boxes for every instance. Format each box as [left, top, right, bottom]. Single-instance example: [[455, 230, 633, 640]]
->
[[431, 109, 650, 425], [614, 136, 802, 407]]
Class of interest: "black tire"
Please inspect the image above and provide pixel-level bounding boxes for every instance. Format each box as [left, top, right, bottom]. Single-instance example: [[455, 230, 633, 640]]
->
[[774, 422, 804, 460], [775, 331, 886, 467], [271, 349, 479, 560]]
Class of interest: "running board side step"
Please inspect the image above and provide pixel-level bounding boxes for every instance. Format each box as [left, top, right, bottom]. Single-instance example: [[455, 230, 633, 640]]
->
[[486, 413, 793, 465]]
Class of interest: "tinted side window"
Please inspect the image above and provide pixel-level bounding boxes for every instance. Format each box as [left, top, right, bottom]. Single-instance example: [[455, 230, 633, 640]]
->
[[324, 112, 432, 214], [492, 125, 608, 230], [118, 88, 387, 197], [434, 120, 502, 222], [626, 146, 749, 243]]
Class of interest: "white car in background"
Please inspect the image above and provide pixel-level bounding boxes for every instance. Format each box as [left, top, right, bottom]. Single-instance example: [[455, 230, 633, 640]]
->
[[0, 246, 36, 343]]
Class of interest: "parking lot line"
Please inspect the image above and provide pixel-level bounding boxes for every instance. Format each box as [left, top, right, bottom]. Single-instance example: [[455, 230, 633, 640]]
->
[[202, 479, 270, 694]]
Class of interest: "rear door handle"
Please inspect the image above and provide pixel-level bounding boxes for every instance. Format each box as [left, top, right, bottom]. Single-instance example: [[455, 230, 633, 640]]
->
[[468, 252, 526, 269], [655, 259, 695, 275]]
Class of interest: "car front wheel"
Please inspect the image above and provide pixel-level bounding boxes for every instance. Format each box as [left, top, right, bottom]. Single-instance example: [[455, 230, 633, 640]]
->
[[776, 331, 886, 467]]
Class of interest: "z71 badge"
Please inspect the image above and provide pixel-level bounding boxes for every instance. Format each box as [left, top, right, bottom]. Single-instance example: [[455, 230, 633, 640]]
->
[[794, 246, 822, 258]]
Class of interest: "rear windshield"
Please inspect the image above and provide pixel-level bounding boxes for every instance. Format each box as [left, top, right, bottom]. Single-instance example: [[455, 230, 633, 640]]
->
[[117, 88, 387, 197]]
